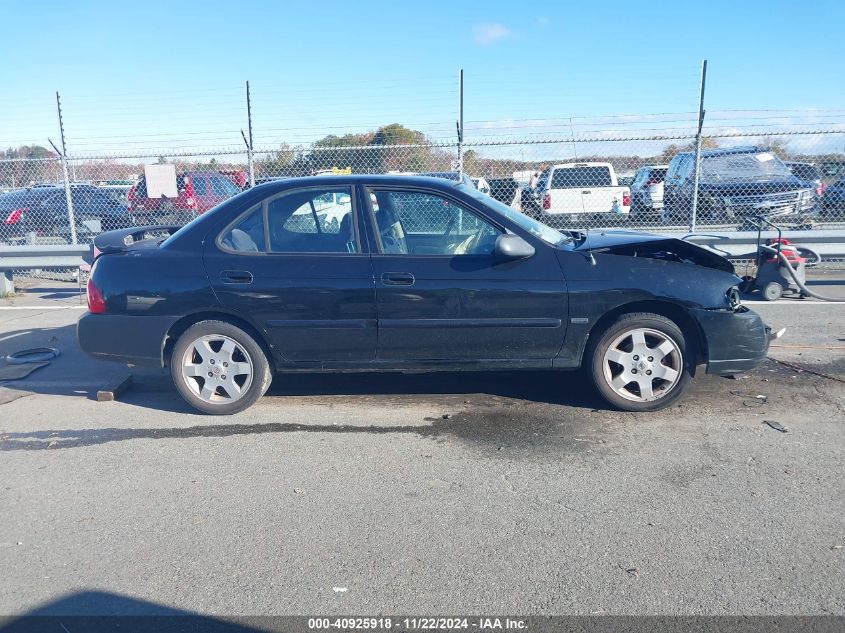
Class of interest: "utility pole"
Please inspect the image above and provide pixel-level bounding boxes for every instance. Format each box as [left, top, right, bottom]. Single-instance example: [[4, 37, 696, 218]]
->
[[243, 80, 255, 187], [55, 91, 77, 244], [689, 60, 708, 233], [456, 68, 464, 176]]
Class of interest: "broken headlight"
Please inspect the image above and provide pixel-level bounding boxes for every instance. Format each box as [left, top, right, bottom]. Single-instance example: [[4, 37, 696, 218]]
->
[[726, 286, 742, 310]]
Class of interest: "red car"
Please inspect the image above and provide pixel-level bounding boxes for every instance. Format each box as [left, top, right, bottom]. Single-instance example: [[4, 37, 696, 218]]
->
[[127, 170, 242, 225]]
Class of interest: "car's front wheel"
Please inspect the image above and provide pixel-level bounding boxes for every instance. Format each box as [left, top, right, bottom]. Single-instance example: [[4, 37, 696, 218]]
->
[[588, 312, 693, 411], [170, 320, 272, 415]]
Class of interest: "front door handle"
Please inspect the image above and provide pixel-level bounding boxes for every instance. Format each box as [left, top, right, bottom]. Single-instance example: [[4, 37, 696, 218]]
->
[[582, 190, 592, 194], [220, 270, 253, 284], [381, 272, 415, 286]]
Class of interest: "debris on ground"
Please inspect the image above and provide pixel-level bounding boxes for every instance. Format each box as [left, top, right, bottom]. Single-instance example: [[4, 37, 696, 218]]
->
[[730, 391, 768, 407], [831, 545, 843, 551], [764, 420, 788, 433], [294, 488, 305, 495], [5, 347, 60, 364], [96, 373, 133, 402], [618, 563, 639, 578], [332, 587, 348, 593], [0, 362, 49, 382]]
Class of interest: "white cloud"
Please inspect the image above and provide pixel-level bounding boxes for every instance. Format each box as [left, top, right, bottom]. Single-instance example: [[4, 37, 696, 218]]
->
[[473, 23, 511, 45]]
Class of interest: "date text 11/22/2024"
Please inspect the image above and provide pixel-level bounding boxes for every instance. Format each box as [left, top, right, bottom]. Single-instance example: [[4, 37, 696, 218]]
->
[[307, 617, 528, 630]]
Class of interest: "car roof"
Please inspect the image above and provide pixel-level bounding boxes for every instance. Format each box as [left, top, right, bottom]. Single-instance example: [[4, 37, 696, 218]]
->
[[550, 162, 613, 168], [249, 174, 466, 192]]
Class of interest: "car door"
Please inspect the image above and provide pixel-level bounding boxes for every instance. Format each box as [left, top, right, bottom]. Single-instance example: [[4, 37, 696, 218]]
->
[[362, 185, 567, 363], [203, 184, 376, 364]]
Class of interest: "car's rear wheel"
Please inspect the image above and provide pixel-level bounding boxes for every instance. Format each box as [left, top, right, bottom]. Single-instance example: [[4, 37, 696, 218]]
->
[[170, 320, 272, 415], [588, 312, 693, 412]]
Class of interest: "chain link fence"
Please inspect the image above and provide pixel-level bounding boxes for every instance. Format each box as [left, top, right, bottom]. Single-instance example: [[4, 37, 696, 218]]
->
[[2, 130, 844, 251]]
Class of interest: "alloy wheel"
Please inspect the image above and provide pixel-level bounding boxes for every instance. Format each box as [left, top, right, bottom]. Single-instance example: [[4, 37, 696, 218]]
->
[[602, 327, 682, 402]]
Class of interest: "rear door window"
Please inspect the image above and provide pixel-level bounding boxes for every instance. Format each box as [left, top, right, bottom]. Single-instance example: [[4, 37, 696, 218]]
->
[[219, 204, 266, 253], [267, 187, 356, 253]]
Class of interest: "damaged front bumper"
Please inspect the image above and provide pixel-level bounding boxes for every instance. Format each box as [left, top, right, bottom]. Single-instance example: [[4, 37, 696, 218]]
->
[[691, 307, 782, 375]]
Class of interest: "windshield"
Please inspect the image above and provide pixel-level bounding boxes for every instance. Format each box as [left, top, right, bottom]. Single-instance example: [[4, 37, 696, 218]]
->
[[462, 185, 572, 247], [700, 152, 793, 183]]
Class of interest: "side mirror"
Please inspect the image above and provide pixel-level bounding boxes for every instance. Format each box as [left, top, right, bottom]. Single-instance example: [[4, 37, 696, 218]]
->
[[494, 234, 535, 260]]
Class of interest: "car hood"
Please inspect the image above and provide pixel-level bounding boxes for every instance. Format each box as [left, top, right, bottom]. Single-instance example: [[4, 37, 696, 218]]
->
[[570, 229, 736, 274]]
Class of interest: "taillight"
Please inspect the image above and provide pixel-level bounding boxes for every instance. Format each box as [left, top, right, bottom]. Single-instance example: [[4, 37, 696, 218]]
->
[[4, 207, 27, 224], [817, 182, 825, 197], [622, 192, 631, 207], [86, 278, 106, 313], [645, 178, 659, 186], [184, 177, 196, 200], [542, 193, 551, 210]]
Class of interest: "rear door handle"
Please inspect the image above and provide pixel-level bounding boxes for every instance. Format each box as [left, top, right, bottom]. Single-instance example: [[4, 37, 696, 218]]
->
[[381, 272, 415, 286], [582, 190, 592, 194], [220, 270, 253, 284]]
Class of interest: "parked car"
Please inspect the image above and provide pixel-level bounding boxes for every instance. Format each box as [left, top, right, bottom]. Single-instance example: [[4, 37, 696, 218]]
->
[[413, 171, 476, 188], [786, 162, 824, 198], [822, 178, 845, 218], [663, 147, 818, 224], [79, 175, 775, 415], [820, 161, 845, 186], [219, 169, 249, 190], [1, 186, 130, 243], [470, 177, 491, 195], [127, 170, 242, 225], [629, 165, 669, 216], [528, 162, 630, 223], [487, 177, 519, 206]]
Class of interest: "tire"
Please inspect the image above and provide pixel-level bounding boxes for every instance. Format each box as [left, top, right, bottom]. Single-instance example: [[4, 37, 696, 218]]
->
[[170, 320, 272, 415], [762, 282, 783, 302], [587, 312, 694, 412]]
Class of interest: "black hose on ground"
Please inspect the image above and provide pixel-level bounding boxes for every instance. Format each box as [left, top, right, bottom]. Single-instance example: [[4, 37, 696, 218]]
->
[[759, 244, 845, 303]]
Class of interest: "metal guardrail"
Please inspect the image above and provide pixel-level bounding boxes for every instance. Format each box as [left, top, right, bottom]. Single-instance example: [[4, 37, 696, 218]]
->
[[674, 229, 845, 259], [0, 229, 843, 294], [0, 244, 89, 270]]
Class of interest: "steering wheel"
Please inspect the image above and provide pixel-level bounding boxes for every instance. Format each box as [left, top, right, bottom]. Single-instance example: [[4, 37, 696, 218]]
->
[[451, 226, 488, 255]]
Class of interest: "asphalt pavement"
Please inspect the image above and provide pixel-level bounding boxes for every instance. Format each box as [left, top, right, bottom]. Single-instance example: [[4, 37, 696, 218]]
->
[[0, 277, 843, 617]]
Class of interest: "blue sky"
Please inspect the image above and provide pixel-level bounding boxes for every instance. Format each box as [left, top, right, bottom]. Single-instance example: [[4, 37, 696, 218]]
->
[[2, 0, 844, 155]]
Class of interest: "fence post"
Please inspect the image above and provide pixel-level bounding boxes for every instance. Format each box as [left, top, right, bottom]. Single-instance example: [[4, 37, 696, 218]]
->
[[689, 59, 708, 233], [54, 91, 77, 245], [245, 80, 255, 188], [456, 68, 464, 176]]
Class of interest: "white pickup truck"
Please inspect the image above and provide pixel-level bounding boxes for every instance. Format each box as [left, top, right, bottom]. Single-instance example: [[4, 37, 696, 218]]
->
[[533, 162, 630, 222]]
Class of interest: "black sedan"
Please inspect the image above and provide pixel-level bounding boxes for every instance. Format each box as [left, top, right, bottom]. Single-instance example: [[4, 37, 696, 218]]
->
[[78, 175, 776, 415], [0, 185, 131, 244]]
